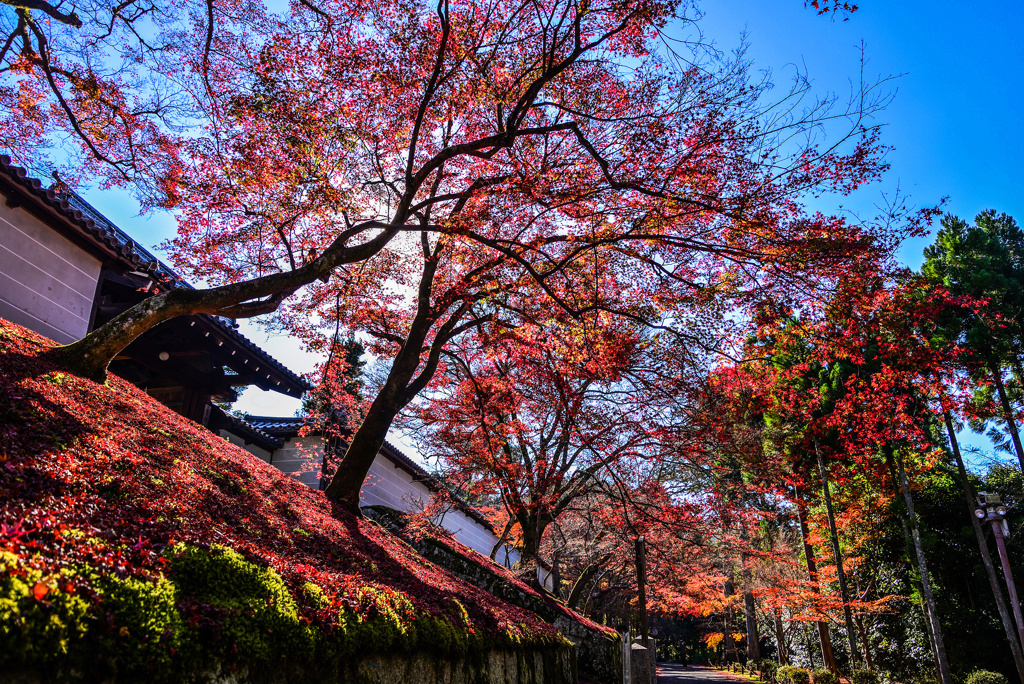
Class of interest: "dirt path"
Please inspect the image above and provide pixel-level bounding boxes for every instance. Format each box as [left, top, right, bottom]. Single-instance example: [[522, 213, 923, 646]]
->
[[658, 664, 755, 684]]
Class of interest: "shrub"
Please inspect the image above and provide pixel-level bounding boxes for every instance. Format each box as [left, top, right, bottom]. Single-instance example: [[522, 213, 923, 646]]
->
[[760, 660, 779, 681], [169, 543, 318, 663], [967, 672, 1009, 684], [779, 666, 811, 684], [812, 668, 839, 684], [852, 670, 879, 684], [0, 551, 90, 669]]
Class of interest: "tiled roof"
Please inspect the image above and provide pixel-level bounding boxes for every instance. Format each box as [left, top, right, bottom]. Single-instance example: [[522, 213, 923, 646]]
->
[[0, 155, 162, 273], [245, 415, 309, 437], [211, 406, 284, 453], [0, 156, 310, 396], [63, 192, 312, 394]]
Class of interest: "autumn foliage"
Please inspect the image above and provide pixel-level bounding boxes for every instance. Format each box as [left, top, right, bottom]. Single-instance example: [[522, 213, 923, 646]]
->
[[0, 318, 571, 678]]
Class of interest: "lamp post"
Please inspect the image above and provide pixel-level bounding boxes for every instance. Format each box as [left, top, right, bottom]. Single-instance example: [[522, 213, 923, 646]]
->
[[977, 492, 1024, 654]]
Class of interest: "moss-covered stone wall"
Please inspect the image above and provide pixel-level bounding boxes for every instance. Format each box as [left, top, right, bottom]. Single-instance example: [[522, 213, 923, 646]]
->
[[380, 518, 623, 684], [0, 544, 572, 684], [1, 647, 576, 684]]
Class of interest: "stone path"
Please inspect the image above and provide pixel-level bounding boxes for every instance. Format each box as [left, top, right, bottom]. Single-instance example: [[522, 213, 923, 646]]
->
[[658, 664, 753, 684]]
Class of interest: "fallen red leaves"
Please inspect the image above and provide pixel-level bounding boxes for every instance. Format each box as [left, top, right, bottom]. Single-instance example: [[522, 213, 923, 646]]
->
[[0, 318, 560, 649]]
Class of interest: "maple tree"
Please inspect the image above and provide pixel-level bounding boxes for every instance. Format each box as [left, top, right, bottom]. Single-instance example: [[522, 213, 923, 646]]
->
[[534, 483, 721, 628], [4, 0, 896, 512], [404, 313, 664, 572], [672, 267, 980, 675]]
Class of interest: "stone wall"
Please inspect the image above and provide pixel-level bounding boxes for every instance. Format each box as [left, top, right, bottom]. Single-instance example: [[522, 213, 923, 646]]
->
[[0, 646, 577, 684], [400, 529, 623, 684]]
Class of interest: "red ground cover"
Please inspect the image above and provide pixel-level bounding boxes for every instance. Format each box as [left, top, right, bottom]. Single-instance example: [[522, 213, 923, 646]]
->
[[400, 517, 617, 638], [0, 318, 562, 653]]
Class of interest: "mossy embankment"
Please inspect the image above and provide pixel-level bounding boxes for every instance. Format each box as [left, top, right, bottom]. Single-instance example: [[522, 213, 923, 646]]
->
[[0, 319, 568, 682]]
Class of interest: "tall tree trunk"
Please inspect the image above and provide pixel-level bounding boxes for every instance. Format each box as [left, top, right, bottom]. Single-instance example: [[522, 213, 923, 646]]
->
[[991, 360, 1024, 472], [852, 574, 875, 669], [795, 495, 838, 672], [324, 255, 442, 510], [854, 614, 874, 670], [740, 544, 761, 662], [724, 577, 740, 663], [815, 441, 862, 668], [568, 560, 605, 611], [324, 249, 473, 511], [489, 516, 514, 561], [895, 450, 952, 684], [945, 410, 1024, 684], [805, 623, 817, 669], [742, 558, 761, 662], [774, 610, 790, 665], [323, 386, 405, 509]]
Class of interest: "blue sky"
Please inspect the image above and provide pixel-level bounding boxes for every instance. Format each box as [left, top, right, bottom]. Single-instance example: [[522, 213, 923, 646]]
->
[[83, 0, 1023, 459], [694, 0, 1024, 269]]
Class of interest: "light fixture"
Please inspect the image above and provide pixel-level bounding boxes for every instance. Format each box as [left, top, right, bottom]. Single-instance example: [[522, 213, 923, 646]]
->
[[158, 351, 170, 361], [998, 506, 1008, 516], [976, 509, 987, 519]]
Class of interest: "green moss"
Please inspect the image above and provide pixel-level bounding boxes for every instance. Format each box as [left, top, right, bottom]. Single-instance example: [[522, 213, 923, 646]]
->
[[99, 573, 192, 674], [43, 371, 69, 385], [0, 551, 90, 668], [168, 544, 318, 663], [301, 581, 328, 609], [1, 542, 556, 681]]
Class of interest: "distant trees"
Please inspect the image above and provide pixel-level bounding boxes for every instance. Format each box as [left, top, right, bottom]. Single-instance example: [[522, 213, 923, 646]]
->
[[405, 314, 664, 573], [923, 211, 1024, 469]]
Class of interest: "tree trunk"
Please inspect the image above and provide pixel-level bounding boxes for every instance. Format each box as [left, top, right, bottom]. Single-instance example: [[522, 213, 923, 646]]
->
[[945, 410, 1024, 684], [795, 495, 838, 672], [854, 614, 874, 670], [50, 226, 397, 382], [895, 450, 952, 684], [489, 516, 514, 562], [852, 573, 875, 669], [991, 361, 1024, 473], [724, 577, 740, 663], [568, 561, 604, 610], [815, 441, 862, 668], [323, 248, 474, 511], [323, 388, 404, 510], [741, 549, 761, 662], [805, 623, 817, 669], [773, 610, 790, 665]]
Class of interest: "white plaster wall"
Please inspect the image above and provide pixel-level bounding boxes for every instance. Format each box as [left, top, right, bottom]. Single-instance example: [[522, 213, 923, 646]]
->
[[360, 454, 518, 565], [359, 455, 434, 511], [220, 433, 520, 566], [219, 429, 273, 463], [0, 197, 101, 343], [270, 436, 324, 490]]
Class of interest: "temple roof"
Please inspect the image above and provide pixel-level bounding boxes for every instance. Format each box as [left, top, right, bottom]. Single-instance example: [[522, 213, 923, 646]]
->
[[0, 156, 310, 398], [245, 415, 309, 437], [210, 406, 284, 453], [0, 155, 162, 274]]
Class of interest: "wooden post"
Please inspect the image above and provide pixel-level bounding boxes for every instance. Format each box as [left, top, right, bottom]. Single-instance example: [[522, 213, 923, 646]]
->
[[635, 537, 650, 648], [990, 504, 1024, 657]]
